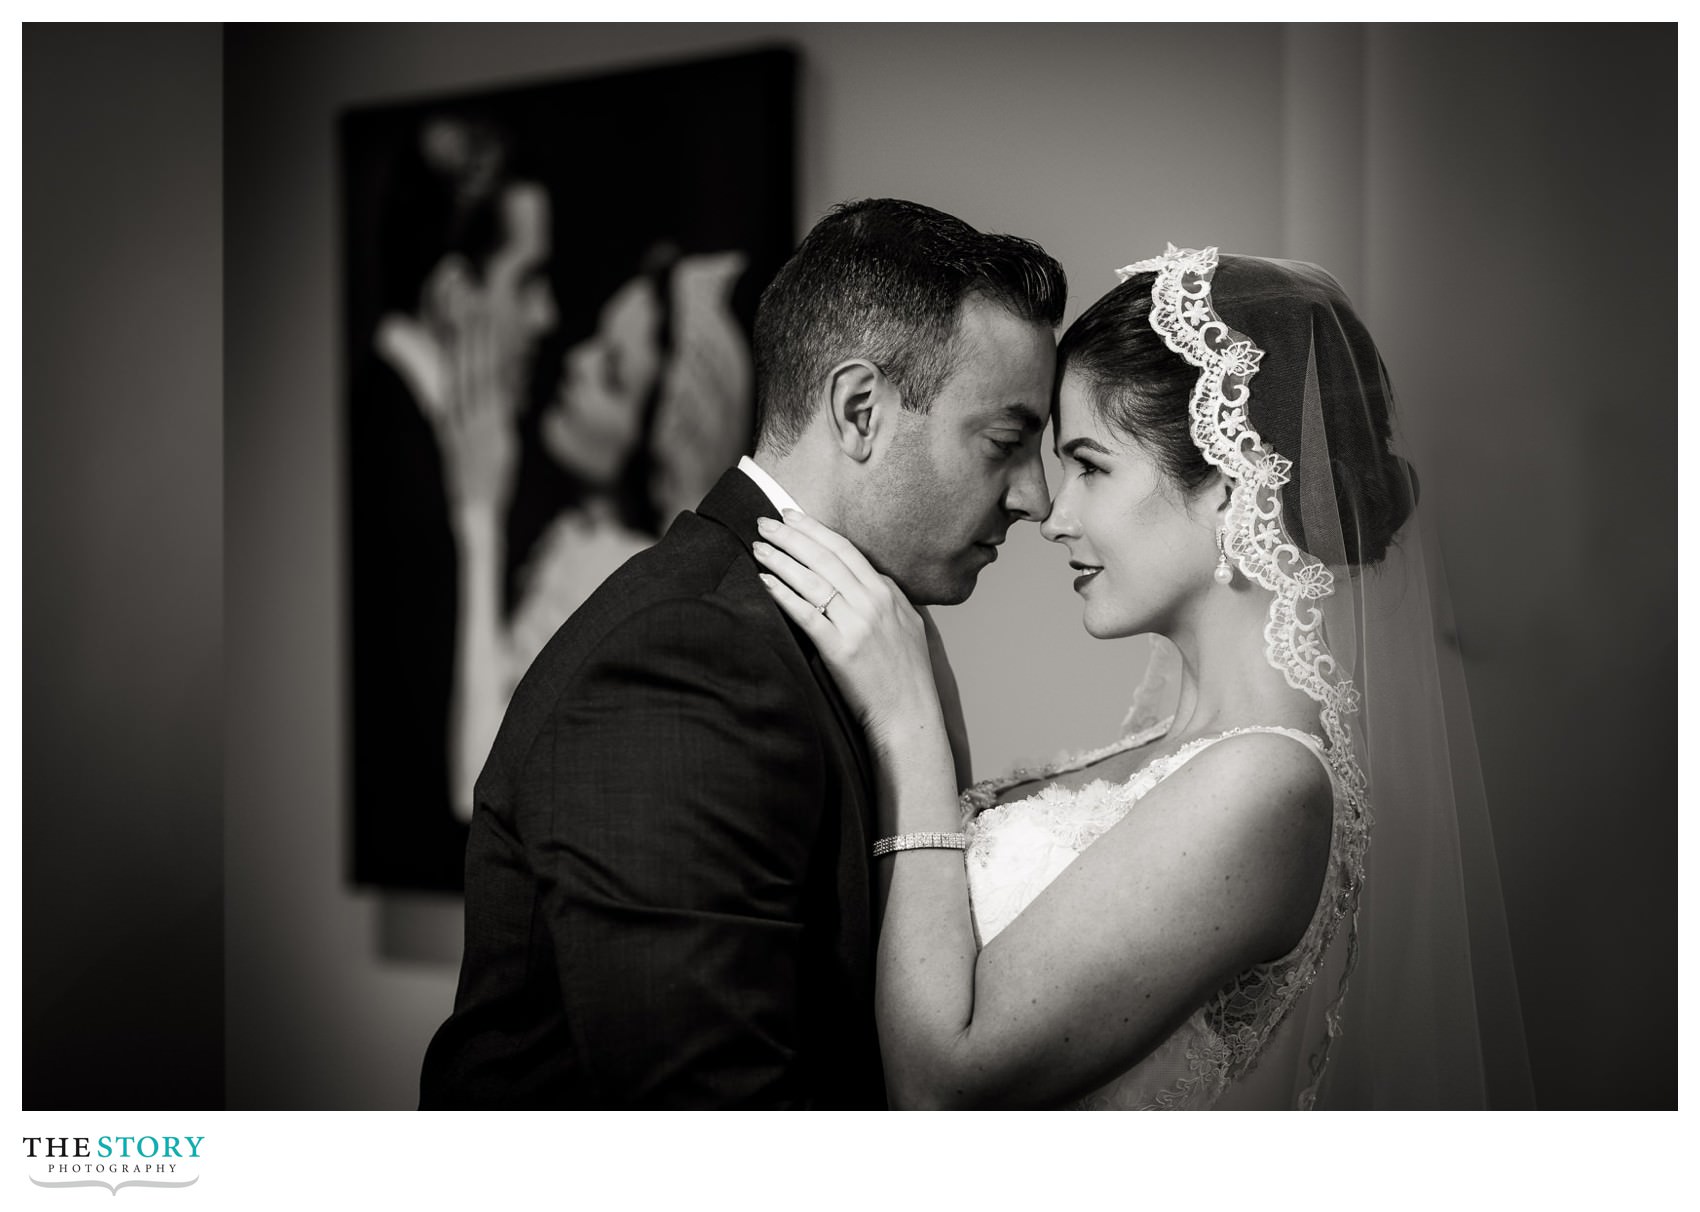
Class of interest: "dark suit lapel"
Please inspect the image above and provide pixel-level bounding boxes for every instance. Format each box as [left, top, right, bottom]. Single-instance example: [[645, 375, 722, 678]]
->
[[695, 469, 879, 823]]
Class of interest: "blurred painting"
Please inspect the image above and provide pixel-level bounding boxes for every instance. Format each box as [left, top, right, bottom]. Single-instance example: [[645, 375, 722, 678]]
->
[[342, 47, 796, 889]]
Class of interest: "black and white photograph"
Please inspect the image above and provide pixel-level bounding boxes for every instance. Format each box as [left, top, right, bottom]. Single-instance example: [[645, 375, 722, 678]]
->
[[18, 14, 1684, 1202], [341, 48, 794, 888]]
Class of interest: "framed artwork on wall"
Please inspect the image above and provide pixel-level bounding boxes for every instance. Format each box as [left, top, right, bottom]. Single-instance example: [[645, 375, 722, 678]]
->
[[341, 46, 796, 889]]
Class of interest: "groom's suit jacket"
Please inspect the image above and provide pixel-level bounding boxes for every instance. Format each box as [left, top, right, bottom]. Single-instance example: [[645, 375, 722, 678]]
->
[[419, 469, 886, 1109]]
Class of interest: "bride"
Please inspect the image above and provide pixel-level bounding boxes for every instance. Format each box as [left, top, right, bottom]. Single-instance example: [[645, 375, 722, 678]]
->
[[755, 246, 1528, 1109]]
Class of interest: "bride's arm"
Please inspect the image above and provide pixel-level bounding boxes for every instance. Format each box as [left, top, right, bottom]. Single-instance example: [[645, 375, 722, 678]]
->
[[873, 727, 1329, 1107], [756, 513, 1331, 1109]]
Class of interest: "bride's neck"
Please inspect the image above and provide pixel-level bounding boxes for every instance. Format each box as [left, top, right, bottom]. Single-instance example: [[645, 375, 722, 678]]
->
[[1162, 588, 1319, 739]]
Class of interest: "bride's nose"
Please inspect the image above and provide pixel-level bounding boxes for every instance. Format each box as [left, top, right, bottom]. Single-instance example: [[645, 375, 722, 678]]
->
[[1040, 487, 1079, 544]]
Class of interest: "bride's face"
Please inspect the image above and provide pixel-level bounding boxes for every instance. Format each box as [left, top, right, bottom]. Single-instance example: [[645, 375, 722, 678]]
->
[[1041, 371, 1219, 638]]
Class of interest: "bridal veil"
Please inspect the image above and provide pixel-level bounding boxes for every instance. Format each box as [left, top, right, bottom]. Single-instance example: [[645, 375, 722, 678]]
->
[[1118, 247, 1534, 1109]]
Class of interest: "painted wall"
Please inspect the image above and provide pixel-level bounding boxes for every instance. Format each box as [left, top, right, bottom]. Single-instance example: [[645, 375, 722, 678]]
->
[[1361, 24, 1675, 1107], [24, 24, 224, 1108], [215, 23, 1672, 1109]]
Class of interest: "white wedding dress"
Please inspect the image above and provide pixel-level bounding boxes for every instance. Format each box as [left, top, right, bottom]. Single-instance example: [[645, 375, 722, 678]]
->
[[959, 717, 1366, 1110]]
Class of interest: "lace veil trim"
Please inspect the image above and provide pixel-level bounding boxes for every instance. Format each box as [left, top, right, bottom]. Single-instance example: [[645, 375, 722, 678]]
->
[[1113, 246, 1373, 1106]]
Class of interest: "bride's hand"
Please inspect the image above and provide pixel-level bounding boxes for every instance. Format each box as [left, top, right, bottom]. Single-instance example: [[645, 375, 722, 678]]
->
[[753, 511, 942, 753]]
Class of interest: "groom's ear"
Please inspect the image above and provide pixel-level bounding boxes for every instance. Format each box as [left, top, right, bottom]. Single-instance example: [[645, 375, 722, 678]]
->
[[823, 359, 890, 462]]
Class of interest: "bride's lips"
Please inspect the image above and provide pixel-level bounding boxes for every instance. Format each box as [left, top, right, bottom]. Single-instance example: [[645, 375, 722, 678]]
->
[[1069, 559, 1102, 592]]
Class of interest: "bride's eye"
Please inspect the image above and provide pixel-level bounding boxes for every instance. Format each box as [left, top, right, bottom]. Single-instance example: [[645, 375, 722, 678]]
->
[[1072, 455, 1102, 478]]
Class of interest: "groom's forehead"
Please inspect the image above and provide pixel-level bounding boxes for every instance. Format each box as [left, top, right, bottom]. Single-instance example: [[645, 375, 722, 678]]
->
[[986, 400, 1047, 432], [942, 395, 1048, 434]]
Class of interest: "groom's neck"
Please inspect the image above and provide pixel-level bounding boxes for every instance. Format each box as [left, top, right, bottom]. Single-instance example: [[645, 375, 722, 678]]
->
[[747, 447, 845, 529]]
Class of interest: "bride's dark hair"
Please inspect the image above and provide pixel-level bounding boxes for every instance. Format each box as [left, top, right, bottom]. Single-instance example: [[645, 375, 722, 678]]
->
[[1056, 262, 1416, 567]]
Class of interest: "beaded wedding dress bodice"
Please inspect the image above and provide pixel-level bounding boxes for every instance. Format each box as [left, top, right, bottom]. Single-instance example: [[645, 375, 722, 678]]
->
[[959, 717, 1363, 1110]]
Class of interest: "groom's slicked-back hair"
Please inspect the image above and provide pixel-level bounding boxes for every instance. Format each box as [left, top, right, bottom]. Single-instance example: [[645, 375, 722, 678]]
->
[[752, 198, 1067, 455]]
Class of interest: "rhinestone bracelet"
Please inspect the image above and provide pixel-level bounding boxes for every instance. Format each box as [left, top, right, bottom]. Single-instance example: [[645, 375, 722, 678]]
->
[[872, 831, 969, 858]]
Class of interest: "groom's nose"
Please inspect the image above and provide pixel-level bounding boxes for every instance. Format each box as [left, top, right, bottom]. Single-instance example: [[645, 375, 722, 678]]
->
[[1005, 450, 1051, 523]]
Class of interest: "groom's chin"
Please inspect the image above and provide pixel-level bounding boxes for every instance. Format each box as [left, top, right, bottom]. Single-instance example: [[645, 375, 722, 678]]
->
[[919, 570, 979, 607], [891, 567, 975, 608], [884, 545, 994, 606]]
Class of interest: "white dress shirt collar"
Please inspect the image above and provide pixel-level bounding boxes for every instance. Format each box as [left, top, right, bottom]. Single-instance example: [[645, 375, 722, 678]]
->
[[737, 455, 805, 517]]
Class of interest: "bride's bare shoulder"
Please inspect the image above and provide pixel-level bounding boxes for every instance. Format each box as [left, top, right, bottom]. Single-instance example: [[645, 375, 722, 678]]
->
[[1159, 730, 1333, 824], [1136, 731, 1335, 912]]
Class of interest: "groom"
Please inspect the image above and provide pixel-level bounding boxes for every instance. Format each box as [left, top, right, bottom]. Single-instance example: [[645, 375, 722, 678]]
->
[[419, 198, 1065, 1108]]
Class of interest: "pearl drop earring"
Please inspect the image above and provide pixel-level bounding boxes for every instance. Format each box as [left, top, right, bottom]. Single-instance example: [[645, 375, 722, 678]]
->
[[1214, 528, 1234, 586]]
